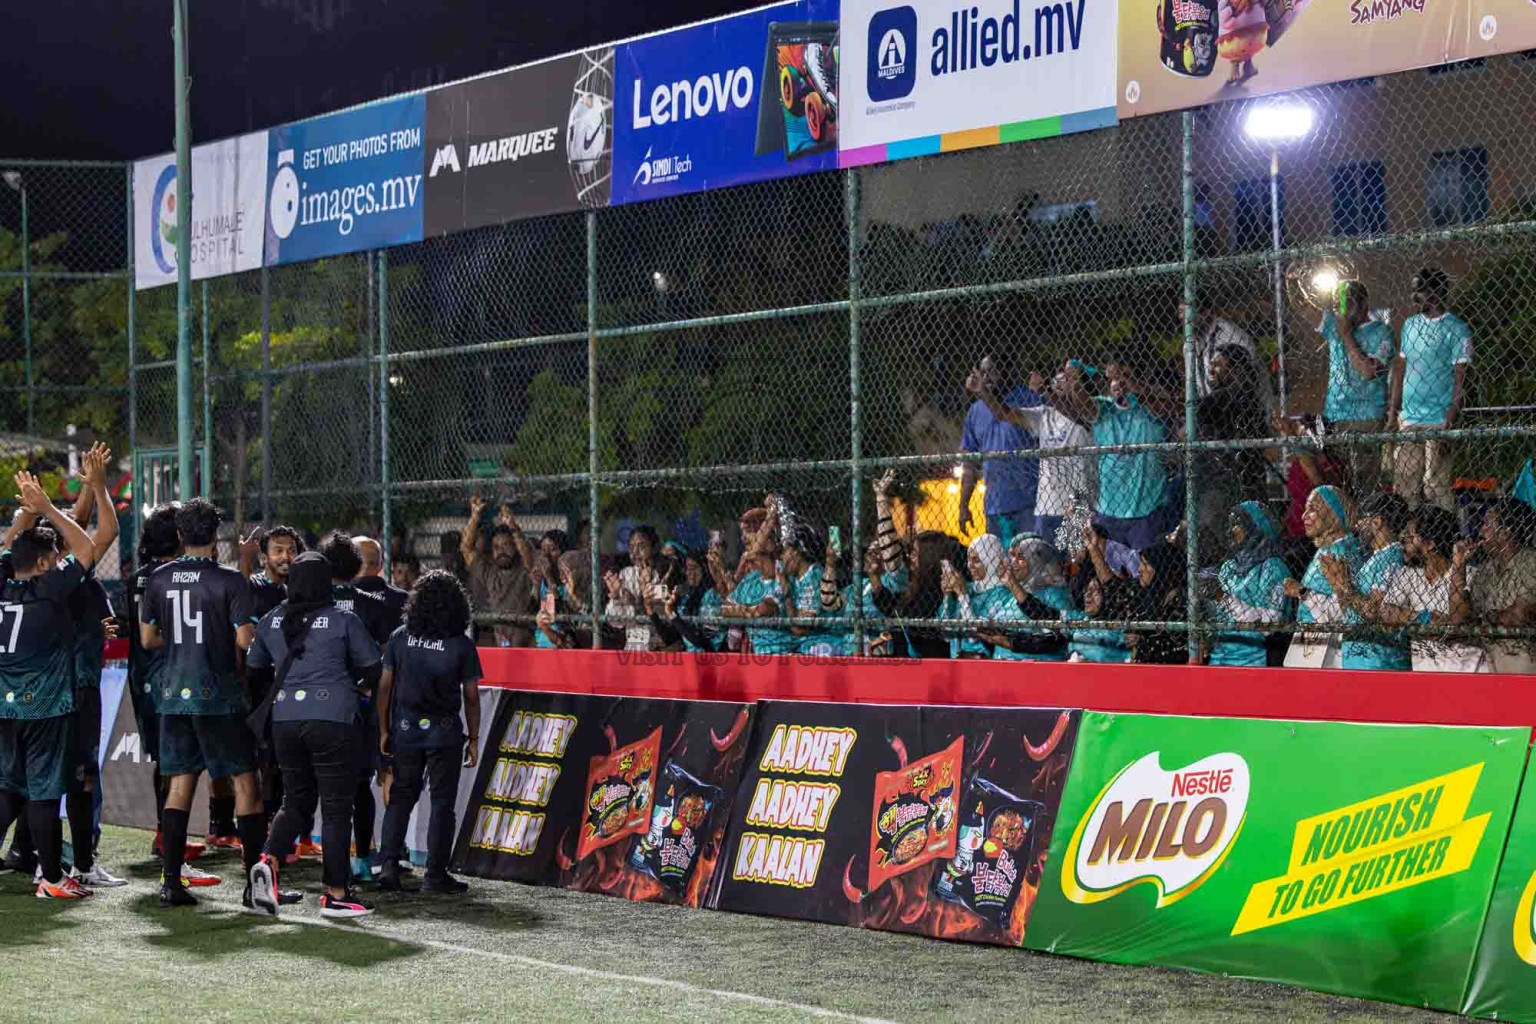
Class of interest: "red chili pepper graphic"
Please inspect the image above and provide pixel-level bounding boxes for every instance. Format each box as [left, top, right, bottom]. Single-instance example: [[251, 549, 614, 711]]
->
[[889, 734, 908, 768], [711, 708, 749, 752], [1025, 711, 1070, 762], [967, 730, 993, 773], [842, 855, 865, 903]]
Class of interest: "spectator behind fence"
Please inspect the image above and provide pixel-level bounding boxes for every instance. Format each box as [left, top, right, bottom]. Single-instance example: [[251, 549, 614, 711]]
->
[[459, 497, 534, 647], [969, 362, 1097, 544], [939, 535, 1006, 659], [390, 553, 420, 591], [1051, 360, 1177, 552], [657, 547, 722, 654], [1065, 529, 1134, 663], [779, 523, 839, 657], [1194, 345, 1272, 562], [1207, 502, 1291, 668], [1319, 280, 1393, 496], [1378, 505, 1482, 672], [896, 530, 954, 659], [1389, 268, 1471, 512], [1451, 496, 1536, 674], [958, 355, 1041, 547], [714, 499, 793, 656], [1186, 299, 1275, 418], [821, 471, 909, 657], [604, 525, 670, 653], [536, 551, 598, 651], [1320, 492, 1411, 672], [1125, 539, 1189, 665], [1283, 485, 1364, 668], [990, 534, 1069, 661]]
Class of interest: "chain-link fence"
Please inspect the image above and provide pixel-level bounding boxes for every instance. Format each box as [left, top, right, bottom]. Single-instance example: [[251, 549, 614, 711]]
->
[[8, 53, 1536, 669]]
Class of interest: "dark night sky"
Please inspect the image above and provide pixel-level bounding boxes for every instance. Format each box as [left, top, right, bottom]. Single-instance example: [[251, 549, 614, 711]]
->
[[1, 0, 757, 160]]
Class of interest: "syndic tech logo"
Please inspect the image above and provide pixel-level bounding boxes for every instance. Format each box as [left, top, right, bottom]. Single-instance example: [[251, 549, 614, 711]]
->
[[868, 6, 918, 101], [630, 145, 693, 189]]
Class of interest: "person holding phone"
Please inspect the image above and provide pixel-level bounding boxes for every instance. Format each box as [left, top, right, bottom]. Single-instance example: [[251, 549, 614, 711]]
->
[[376, 570, 482, 894]]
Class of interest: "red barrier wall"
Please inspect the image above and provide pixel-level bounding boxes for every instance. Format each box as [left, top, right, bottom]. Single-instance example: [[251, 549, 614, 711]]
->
[[475, 647, 1536, 728]]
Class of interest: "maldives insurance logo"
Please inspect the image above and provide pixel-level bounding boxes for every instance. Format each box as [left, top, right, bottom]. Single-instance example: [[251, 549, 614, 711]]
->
[[868, 6, 918, 101], [1062, 751, 1249, 908]]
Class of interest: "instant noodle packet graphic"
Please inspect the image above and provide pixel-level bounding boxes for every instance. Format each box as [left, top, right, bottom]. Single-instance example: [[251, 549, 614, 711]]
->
[[629, 760, 724, 893], [935, 777, 1043, 928], [576, 726, 662, 861], [868, 736, 962, 892]]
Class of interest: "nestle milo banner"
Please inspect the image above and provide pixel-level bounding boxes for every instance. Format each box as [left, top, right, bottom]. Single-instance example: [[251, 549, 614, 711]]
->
[[1462, 757, 1536, 1021], [1025, 713, 1529, 1011]]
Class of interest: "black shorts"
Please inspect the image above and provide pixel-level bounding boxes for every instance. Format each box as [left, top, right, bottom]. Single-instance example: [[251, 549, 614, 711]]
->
[[70, 686, 102, 785], [159, 712, 257, 780], [128, 676, 160, 763], [0, 716, 73, 801]]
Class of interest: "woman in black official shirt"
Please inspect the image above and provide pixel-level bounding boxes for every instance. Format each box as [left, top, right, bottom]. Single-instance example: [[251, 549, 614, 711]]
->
[[246, 551, 381, 919], [376, 570, 482, 894]]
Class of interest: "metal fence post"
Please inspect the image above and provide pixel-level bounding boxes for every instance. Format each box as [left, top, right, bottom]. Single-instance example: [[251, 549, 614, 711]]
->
[[259, 264, 271, 520], [18, 179, 31, 437], [1182, 110, 1200, 665], [201, 279, 211, 498], [126, 164, 138, 534], [378, 249, 391, 568], [846, 169, 864, 652], [587, 209, 601, 649], [173, 0, 194, 501]]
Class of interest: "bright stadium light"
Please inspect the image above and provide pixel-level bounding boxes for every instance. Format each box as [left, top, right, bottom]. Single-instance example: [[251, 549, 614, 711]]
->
[[651, 270, 669, 293], [1312, 267, 1340, 298], [1243, 102, 1314, 143]]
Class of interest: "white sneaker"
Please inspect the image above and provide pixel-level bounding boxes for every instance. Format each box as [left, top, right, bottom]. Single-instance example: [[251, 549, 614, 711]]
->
[[75, 863, 128, 887]]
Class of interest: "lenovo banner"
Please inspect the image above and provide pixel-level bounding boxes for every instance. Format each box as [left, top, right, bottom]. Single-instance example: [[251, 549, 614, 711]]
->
[[1121, 0, 1536, 120], [133, 133, 268, 291], [453, 690, 754, 907], [264, 96, 425, 266], [711, 702, 1080, 947], [610, 0, 841, 206], [839, 0, 1117, 166], [1026, 712, 1529, 1011], [423, 46, 614, 236]]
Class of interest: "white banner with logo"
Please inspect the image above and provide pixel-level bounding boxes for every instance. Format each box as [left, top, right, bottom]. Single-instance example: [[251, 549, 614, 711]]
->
[[839, 0, 1117, 165], [132, 131, 268, 291]]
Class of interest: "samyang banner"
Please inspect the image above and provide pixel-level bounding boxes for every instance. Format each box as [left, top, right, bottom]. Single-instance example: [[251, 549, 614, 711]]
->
[[423, 46, 614, 236], [839, 0, 1117, 168], [264, 95, 425, 266], [711, 702, 1079, 947], [453, 690, 755, 907], [1025, 712, 1529, 1012], [133, 132, 268, 290], [610, 0, 841, 206], [1461, 756, 1536, 1021], [1120, 0, 1536, 120]]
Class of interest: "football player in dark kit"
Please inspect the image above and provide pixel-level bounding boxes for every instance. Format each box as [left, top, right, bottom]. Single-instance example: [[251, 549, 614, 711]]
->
[[318, 531, 393, 882], [376, 570, 483, 894], [247, 551, 382, 918], [0, 471, 98, 899], [140, 498, 269, 907], [241, 524, 304, 620]]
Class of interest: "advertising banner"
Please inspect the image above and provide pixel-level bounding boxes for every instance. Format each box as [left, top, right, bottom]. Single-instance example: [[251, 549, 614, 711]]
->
[[423, 46, 614, 236], [1026, 712, 1529, 1011], [712, 702, 1079, 947], [454, 690, 755, 907], [610, 0, 841, 206], [839, 0, 1117, 167], [1461, 756, 1536, 1022], [264, 95, 425, 266], [1119, 0, 1536, 120], [132, 133, 268, 291]]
